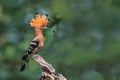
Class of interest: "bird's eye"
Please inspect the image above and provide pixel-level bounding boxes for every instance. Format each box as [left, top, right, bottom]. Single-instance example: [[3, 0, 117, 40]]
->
[[45, 14, 48, 17], [36, 12, 38, 14]]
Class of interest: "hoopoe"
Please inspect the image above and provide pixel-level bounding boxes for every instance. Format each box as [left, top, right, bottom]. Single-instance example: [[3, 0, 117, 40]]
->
[[20, 11, 51, 71]]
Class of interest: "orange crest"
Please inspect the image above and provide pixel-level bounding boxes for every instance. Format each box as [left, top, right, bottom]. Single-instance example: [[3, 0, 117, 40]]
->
[[29, 13, 48, 28]]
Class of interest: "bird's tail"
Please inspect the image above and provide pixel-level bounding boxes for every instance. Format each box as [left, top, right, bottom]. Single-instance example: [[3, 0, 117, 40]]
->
[[20, 41, 39, 71], [20, 52, 29, 71], [20, 60, 28, 71]]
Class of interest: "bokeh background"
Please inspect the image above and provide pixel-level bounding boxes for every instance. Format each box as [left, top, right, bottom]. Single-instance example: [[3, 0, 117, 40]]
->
[[0, 0, 120, 80]]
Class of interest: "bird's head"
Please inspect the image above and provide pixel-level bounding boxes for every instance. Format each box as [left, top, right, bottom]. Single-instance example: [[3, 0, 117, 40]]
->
[[29, 12, 49, 31]]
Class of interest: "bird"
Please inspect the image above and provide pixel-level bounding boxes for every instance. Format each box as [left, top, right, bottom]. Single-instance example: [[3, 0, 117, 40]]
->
[[20, 11, 50, 71]]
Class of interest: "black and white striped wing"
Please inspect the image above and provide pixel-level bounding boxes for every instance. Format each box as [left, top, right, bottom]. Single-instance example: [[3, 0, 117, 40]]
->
[[22, 41, 39, 60], [20, 41, 39, 71]]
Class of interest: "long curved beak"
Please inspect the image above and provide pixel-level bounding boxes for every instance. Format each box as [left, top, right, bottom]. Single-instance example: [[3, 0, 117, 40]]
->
[[43, 27, 55, 32]]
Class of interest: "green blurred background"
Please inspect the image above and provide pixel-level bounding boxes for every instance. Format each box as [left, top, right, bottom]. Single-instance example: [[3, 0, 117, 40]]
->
[[0, 0, 120, 80]]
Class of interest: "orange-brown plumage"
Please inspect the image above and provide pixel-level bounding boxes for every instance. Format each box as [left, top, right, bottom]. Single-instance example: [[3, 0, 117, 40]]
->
[[29, 13, 48, 28], [29, 13, 49, 47], [20, 13, 49, 71]]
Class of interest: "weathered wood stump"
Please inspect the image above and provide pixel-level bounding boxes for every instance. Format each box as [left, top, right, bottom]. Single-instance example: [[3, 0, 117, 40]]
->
[[32, 54, 67, 80]]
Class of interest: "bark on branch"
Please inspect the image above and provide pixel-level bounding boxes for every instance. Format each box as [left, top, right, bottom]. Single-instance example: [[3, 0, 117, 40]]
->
[[32, 54, 67, 80]]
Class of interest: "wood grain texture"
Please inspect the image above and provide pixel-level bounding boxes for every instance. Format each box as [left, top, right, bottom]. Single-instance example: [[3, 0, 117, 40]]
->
[[32, 54, 67, 80]]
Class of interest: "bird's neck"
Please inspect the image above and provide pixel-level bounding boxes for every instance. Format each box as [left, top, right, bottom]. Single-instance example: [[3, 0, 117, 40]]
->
[[35, 28, 43, 37]]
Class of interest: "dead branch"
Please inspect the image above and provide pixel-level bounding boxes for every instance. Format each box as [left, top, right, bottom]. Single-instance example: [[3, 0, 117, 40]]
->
[[32, 54, 67, 80]]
